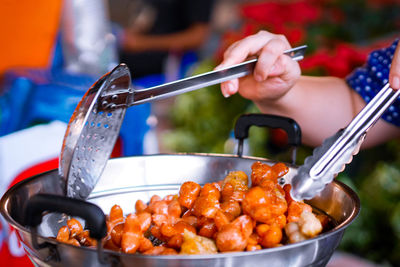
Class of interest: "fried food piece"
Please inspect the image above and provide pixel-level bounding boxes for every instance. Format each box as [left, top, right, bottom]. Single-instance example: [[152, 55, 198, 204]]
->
[[191, 183, 221, 218], [271, 162, 289, 178], [66, 218, 83, 238], [215, 215, 253, 252], [121, 214, 142, 254], [142, 246, 178, 255], [137, 212, 152, 232], [242, 186, 287, 224], [110, 223, 124, 247], [284, 222, 306, 244], [56, 225, 70, 242], [258, 224, 282, 248], [56, 225, 80, 246], [243, 162, 288, 225], [287, 201, 313, 223], [178, 181, 201, 209], [107, 205, 125, 234], [168, 199, 182, 218], [160, 221, 196, 238], [221, 171, 249, 202], [298, 210, 323, 238], [180, 229, 217, 255], [251, 161, 275, 185], [76, 230, 97, 247], [135, 199, 148, 213], [198, 217, 218, 238], [138, 237, 154, 253], [148, 199, 169, 215], [220, 200, 241, 219], [181, 212, 198, 228]]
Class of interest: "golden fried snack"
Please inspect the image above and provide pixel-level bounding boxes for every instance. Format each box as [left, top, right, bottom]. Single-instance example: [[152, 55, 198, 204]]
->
[[215, 215, 253, 252], [297, 211, 323, 238], [56, 221, 82, 246], [242, 186, 287, 224], [258, 224, 282, 248], [142, 246, 178, 255], [221, 171, 248, 202], [66, 218, 83, 238], [76, 230, 97, 247], [180, 229, 217, 255], [178, 181, 201, 209], [121, 214, 142, 254], [191, 183, 221, 218]]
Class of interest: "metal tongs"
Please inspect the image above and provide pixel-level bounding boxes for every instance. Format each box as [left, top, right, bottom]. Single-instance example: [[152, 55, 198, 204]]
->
[[98, 45, 307, 110], [290, 83, 400, 201]]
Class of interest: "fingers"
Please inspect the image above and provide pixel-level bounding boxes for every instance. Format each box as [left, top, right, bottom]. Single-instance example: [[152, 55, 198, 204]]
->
[[216, 31, 291, 98], [389, 42, 400, 90], [216, 31, 289, 69], [254, 38, 291, 82], [221, 79, 239, 98]]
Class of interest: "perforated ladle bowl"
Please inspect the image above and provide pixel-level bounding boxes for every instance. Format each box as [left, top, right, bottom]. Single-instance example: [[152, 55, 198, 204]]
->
[[59, 64, 130, 199]]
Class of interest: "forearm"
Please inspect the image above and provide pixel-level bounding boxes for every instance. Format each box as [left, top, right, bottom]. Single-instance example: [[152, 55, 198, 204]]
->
[[124, 23, 210, 52], [254, 76, 400, 147]]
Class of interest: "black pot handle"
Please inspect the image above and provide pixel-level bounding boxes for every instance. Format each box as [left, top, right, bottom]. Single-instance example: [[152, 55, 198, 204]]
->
[[24, 194, 108, 264], [234, 113, 302, 163], [24, 194, 107, 240], [24, 193, 107, 240]]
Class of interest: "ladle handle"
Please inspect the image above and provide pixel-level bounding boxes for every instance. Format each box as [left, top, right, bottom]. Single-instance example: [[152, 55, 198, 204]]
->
[[24, 194, 107, 240], [234, 114, 302, 164]]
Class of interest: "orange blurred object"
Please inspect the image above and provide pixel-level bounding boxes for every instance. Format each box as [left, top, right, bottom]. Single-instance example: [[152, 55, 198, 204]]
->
[[0, 0, 63, 76]]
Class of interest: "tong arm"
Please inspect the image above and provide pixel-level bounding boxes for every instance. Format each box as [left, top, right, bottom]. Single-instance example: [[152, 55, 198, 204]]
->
[[310, 83, 400, 179], [98, 45, 307, 110]]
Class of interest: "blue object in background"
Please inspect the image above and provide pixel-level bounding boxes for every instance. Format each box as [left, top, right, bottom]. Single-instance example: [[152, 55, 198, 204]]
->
[[0, 35, 151, 156]]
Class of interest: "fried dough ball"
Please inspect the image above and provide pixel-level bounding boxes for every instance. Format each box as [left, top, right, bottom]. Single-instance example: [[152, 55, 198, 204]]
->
[[142, 246, 178, 255], [66, 218, 83, 238], [258, 224, 282, 248], [76, 230, 97, 247], [56, 225, 80, 246], [180, 229, 217, 255], [251, 161, 289, 185], [178, 181, 201, 209], [198, 217, 218, 238], [107, 205, 125, 234], [110, 223, 124, 247], [135, 199, 148, 213], [287, 201, 313, 223], [242, 186, 287, 224], [284, 222, 306, 244], [298, 210, 323, 238], [191, 183, 221, 218], [221, 171, 248, 202], [215, 215, 253, 252], [121, 214, 142, 254]]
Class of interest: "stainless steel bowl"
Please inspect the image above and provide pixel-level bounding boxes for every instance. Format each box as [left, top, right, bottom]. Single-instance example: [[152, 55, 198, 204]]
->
[[0, 153, 360, 267]]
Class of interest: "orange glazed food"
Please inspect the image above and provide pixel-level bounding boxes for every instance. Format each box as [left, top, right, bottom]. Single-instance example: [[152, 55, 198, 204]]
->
[[56, 161, 331, 255]]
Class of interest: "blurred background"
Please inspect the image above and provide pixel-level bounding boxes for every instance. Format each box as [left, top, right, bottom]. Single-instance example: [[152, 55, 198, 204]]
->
[[0, 0, 399, 266]]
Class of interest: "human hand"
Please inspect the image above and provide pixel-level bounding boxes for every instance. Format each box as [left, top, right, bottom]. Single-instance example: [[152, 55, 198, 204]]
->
[[389, 41, 400, 90], [215, 31, 301, 103]]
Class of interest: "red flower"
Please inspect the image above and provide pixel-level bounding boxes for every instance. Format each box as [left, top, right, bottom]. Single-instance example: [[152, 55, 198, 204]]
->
[[240, 1, 321, 27]]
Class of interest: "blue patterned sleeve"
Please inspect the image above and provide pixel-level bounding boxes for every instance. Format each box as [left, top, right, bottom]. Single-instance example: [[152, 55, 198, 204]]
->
[[346, 39, 400, 127]]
